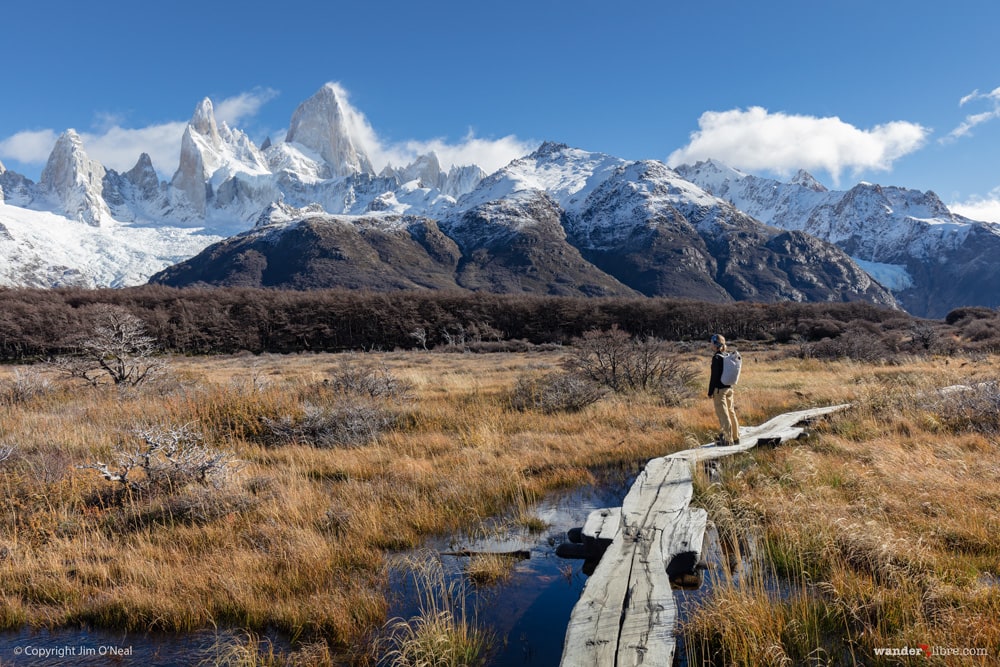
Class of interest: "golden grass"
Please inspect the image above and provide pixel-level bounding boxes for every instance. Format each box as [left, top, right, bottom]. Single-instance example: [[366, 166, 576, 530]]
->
[[1, 349, 998, 664], [684, 354, 1000, 665]]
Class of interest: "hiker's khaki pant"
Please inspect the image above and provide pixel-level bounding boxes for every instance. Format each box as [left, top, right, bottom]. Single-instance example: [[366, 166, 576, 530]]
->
[[713, 388, 739, 443]]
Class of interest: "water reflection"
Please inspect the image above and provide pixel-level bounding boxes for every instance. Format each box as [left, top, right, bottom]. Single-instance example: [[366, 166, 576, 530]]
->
[[0, 469, 639, 666]]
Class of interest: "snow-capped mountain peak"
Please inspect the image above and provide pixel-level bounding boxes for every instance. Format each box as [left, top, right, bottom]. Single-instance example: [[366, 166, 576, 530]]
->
[[190, 97, 221, 143], [39, 129, 111, 226], [790, 169, 827, 192], [284, 82, 375, 178]]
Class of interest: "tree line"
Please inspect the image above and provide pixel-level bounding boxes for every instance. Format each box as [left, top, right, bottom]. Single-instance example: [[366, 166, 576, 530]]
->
[[0, 286, 917, 361]]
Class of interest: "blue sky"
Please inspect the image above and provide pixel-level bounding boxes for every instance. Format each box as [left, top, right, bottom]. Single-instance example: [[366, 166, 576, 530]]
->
[[2, 0, 999, 221]]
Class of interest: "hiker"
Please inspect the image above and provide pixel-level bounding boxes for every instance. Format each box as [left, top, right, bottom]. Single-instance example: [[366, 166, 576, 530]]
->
[[708, 334, 740, 445]]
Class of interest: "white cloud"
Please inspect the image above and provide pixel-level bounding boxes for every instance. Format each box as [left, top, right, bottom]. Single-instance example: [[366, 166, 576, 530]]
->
[[667, 107, 929, 186], [80, 122, 188, 175], [0, 129, 59, 163], [943, 86, 1000, 142], [950, 188, 1000, 224], [320, 83, 534, 175], [370, 131, 535, 175], [214, 87, 280, 127]]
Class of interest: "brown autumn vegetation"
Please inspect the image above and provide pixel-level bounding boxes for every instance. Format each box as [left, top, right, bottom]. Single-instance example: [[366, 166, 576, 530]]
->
[[0, 292, 997, 664], [7, 285, 997, 360]]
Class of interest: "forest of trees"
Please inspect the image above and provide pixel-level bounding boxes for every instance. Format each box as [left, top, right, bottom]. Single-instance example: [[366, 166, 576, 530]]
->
[[0, 286, 940, 362]]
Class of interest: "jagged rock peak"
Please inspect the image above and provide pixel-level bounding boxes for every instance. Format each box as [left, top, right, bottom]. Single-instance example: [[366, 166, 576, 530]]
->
[[0, 158, 5, 174], [285, 82, 375, 178], [531, 141, 571, 158], [39, 129, 110, 226], [190, 97, 221, 142], [125, 153, 161, 197], [791, 169, 827, 192], [400, 152, 443, 187]]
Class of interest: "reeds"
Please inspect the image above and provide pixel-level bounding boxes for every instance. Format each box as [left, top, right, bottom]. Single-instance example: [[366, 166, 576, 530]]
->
[[684, 355, 1000, 665], [378, 554, 493, 666]]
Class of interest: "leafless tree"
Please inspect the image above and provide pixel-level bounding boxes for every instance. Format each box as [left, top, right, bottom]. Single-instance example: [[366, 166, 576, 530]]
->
[[409, 327, 428, 350], [52, 304, 165, 387]]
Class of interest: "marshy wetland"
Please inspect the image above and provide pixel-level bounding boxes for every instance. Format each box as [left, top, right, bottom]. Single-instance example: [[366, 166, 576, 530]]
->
[[1, 338, 999, 665]]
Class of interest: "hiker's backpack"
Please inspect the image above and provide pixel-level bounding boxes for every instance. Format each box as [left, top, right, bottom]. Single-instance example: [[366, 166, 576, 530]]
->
[[720, 350, 742, 386]]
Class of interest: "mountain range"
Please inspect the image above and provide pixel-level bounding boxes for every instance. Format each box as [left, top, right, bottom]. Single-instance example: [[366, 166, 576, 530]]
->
[[2, 83, 999, 318]]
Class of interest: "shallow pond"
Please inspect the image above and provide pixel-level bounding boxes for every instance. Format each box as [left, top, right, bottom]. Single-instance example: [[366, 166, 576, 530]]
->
[[2, 464, 750, 666]]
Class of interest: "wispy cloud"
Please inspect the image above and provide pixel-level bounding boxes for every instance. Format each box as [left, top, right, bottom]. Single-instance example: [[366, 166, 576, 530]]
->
[[666, 107, 929, 187], [942, 86, 1000, 142], [214, 87, 280, 127], [313, 82, 535, 175], [950, 186, 1000, 224], [0, 129, 59, 164]]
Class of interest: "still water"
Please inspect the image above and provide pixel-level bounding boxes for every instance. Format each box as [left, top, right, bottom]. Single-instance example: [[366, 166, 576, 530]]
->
[[2, 466, 733, 666]]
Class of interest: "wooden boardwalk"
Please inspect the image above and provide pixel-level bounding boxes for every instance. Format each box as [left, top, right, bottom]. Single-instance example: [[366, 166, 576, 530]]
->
[[559, 405, 850, 667]]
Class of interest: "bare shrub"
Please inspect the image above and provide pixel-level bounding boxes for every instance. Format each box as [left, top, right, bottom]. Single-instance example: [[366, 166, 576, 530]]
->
[[931, 382, 1000, 435], [509, 373, 606, 414], [565, 327, 697, 401], [261, 360, 410, 448], [0, 369, 55, 406], [80, 423, 239, 493], [327, 361, 413, 401], [802, 328, 892, 363], [262, 399, 396, 448], [0, 443, 17, 466]]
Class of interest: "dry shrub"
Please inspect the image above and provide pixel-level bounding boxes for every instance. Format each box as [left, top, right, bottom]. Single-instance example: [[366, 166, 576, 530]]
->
[[0, 369, 55, 406], [802, 328, 892, 363], [508, 372, 605, 414], [80, 423, 239, 494], [260, 360, 411, 448], [565, 327, 697, 403], [262, 399, 397, 448], [929, 382, 1000, 435], [326, 360, 413, 401]]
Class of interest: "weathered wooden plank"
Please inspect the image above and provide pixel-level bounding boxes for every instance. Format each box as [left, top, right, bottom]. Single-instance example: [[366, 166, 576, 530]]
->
[[580, 506, 708, 578], [663, 507, 708, 577], [560, 404, 851, 666], [561, 536, 637, 666], [582, 506, 621, 544], [614, 525, 676, 666], [619, 457, 692, 537], [563, 458, 695, 666]]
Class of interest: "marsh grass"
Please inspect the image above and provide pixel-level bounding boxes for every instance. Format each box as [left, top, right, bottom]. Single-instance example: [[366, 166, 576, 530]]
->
[[199, 629, 335, 666], [3, 349, 998, 663], [378, 554, 493, 666], [685, 355, 1000, 665]]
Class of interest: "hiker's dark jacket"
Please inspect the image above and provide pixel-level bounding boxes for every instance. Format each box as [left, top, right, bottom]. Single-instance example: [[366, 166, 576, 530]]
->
[[708, 352, 730, 397]]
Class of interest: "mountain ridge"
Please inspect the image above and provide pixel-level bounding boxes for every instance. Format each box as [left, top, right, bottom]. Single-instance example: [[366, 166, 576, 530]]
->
[[2, 86, 998, 316]]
